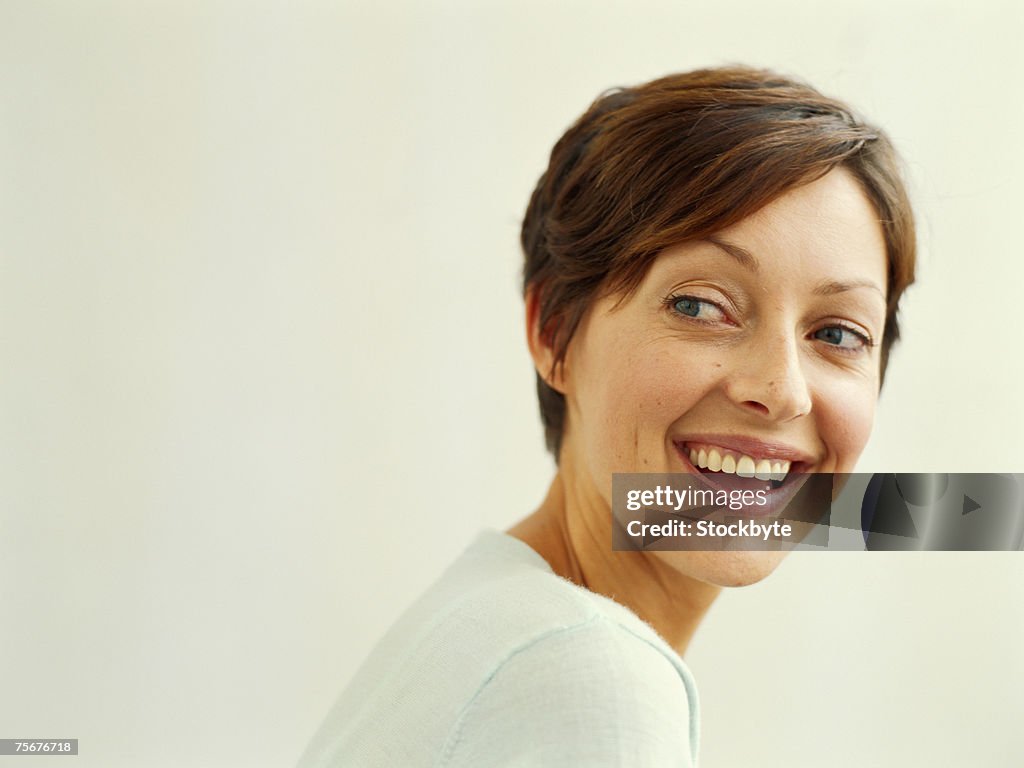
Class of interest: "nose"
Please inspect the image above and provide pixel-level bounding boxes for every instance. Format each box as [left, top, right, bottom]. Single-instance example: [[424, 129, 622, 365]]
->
[[722, 332, 813, 422]]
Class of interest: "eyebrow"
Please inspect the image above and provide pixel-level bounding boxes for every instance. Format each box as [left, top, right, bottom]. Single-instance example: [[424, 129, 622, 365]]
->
[[813, 279, 886, 299], [702, 236, 759, 271], [702, 236, 886, 299]]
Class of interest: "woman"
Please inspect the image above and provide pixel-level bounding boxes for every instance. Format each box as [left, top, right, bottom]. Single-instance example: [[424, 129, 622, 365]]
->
[[298, 66, 916, 767]]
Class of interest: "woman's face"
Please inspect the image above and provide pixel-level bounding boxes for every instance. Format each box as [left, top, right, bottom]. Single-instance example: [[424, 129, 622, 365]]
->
[[556, 168, 888, 586]]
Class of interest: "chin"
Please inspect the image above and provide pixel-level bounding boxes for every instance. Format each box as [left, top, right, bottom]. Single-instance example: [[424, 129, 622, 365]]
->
[[653, 549, 790, 588]]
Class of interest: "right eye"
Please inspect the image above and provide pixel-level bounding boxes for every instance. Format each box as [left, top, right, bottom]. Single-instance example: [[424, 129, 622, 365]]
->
[[668, 295, 729, 323]]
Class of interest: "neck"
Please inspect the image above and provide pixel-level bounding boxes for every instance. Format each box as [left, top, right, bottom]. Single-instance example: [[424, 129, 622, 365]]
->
[[507, 460, 721, 657]]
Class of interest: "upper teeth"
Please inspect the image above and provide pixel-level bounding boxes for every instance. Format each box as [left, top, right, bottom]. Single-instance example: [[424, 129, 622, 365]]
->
[[689, 446, 791, 482]]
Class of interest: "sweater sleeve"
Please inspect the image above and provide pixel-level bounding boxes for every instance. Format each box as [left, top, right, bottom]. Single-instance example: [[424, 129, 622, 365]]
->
[[438, 614, 697, 768]]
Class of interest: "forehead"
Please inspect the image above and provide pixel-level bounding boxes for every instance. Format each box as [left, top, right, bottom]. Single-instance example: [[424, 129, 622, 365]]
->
[[712, 168, 886, 283], [640, 167, 888, 295]]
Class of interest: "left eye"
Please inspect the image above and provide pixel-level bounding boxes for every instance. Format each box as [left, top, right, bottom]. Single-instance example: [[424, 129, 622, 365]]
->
[[813, 325, 867, 350]]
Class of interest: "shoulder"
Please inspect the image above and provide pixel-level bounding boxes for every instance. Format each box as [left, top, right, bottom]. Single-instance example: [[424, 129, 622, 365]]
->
[[439, 614, 698, 767], [426, 535, 696, 704], [296, 532, 698, 767], [433, 533, 699, 765]]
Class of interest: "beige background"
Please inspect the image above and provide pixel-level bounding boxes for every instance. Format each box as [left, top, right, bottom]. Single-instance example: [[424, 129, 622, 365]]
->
[[2, 1, 1022, 766]]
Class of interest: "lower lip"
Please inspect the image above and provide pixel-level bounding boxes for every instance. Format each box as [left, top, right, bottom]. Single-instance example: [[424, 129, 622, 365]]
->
[[672, 443, 808, 519]]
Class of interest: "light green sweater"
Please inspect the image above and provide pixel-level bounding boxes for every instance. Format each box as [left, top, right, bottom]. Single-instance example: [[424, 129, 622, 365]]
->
[[297, 530, 700, 767]]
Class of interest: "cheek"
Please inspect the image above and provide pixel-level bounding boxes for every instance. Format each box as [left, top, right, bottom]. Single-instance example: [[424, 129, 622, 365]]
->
[[814, 376, 878, 472], [575, 341, 722, 466]]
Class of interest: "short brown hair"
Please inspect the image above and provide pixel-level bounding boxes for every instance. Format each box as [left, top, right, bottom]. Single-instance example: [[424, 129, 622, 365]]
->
[[522, 66, 916, 459]]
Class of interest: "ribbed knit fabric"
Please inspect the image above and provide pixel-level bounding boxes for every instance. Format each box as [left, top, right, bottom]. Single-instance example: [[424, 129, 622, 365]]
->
[[297, 529, 700, 767]]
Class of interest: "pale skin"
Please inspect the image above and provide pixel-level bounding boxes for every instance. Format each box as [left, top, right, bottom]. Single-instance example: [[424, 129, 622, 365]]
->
[[508, 168, 889, 656]]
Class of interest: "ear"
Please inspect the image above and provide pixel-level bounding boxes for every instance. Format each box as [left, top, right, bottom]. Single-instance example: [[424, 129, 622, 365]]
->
[[525, 285, 568, 394]]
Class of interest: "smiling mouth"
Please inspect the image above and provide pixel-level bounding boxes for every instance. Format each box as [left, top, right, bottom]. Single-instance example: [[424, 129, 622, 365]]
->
[[676, 440, 809, 490]]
